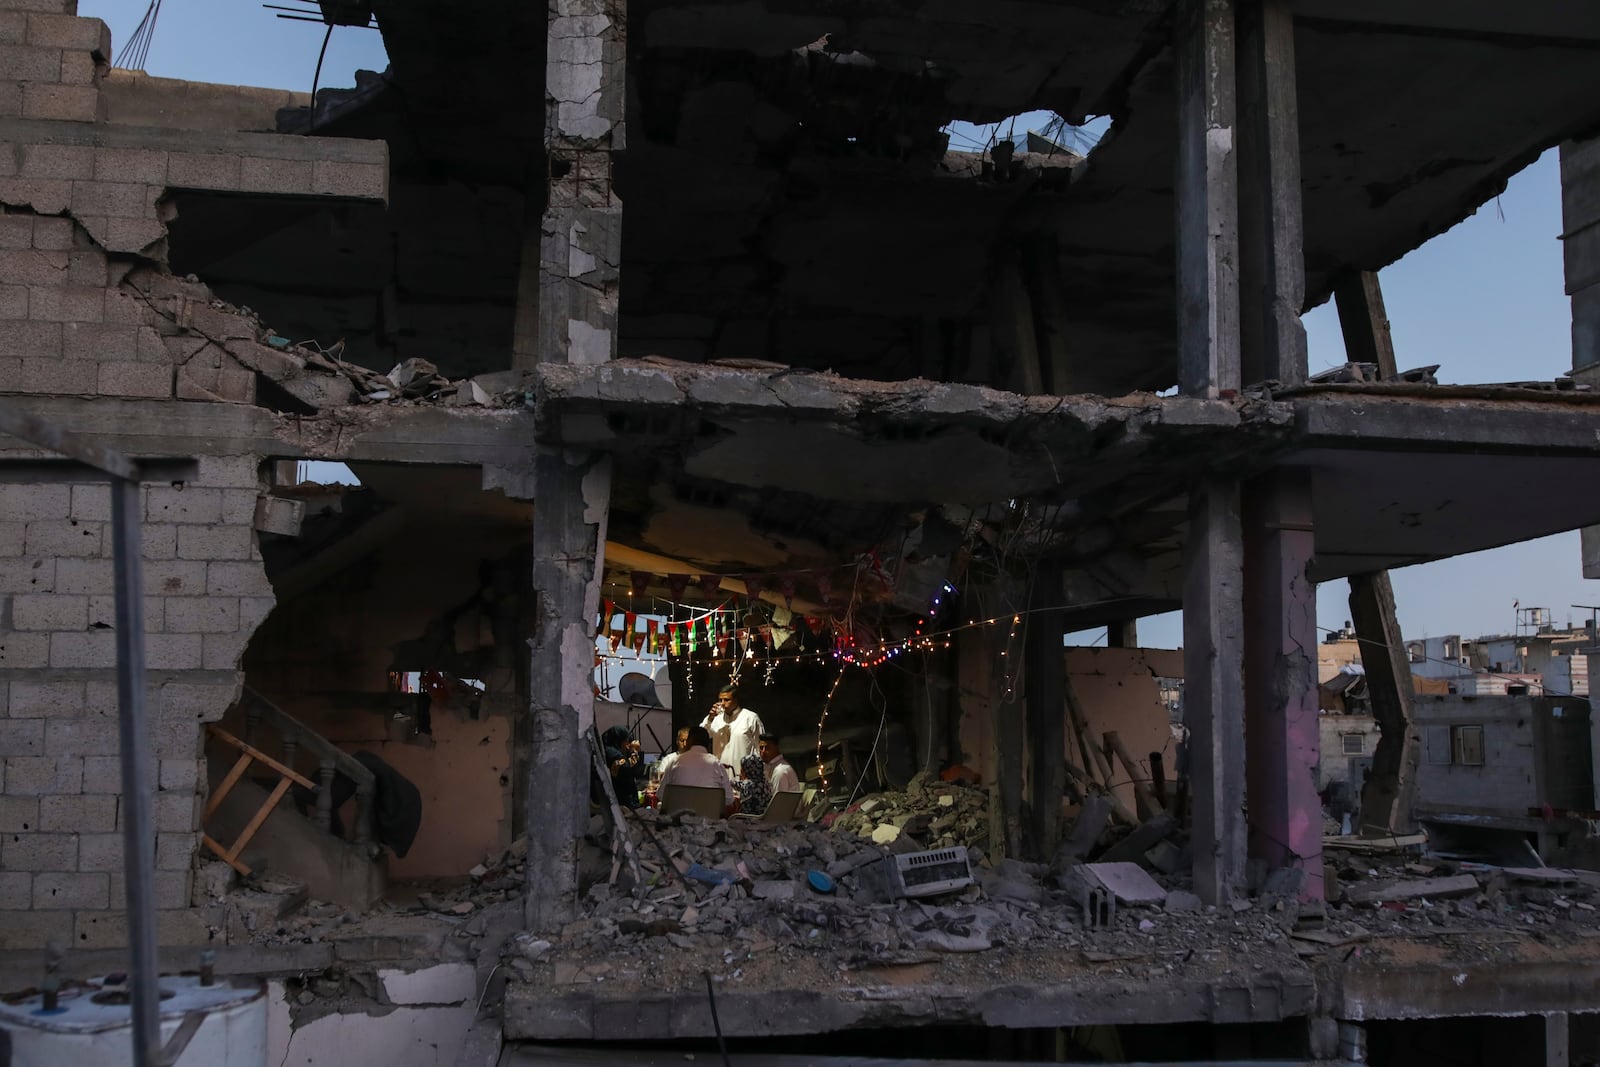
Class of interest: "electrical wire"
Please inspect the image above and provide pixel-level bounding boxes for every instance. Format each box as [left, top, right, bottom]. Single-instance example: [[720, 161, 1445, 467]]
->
[[113, 0, 163, 71]]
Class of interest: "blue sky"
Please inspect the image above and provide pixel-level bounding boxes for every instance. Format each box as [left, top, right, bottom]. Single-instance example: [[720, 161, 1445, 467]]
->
[[85, 5, 1598, 646]]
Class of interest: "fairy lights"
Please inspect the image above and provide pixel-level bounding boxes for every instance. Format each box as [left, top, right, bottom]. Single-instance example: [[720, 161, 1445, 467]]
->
[[813, 665, 847, 790]]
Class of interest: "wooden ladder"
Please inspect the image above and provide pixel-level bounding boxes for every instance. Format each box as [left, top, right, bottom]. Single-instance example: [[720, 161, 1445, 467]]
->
[[201, 723, 315, 875]]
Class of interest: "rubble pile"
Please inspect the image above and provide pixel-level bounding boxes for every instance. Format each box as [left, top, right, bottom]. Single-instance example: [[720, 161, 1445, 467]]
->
[[825, 771, 991, 852]]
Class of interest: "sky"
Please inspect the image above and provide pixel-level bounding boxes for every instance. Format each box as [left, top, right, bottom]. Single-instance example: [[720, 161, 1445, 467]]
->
[[84, 4, 1600, 648]]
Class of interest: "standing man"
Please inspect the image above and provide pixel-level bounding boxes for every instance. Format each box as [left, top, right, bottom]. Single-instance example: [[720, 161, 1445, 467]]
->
[[760, 732, 800, 794], [701, 685, 764, 773]]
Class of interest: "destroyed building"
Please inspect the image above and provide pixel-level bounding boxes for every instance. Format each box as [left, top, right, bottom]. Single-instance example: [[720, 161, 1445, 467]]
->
[[8, 0, 1600, 1063]]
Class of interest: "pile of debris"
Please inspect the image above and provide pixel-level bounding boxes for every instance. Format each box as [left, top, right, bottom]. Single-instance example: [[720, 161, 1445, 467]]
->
[[825, 771, 992, 852]]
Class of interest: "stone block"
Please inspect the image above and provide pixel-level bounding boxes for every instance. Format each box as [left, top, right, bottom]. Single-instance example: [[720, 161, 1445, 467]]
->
[[44, 717, 119, 758], [0, 43, 63, 82], [140, 521, 177, 559], [0, 13, 26, 44], [147, 485, 222, 524], [93, 146, 168, 184], [0, 483, 70, 521], [143, 559, 206, 595], [0, 719, 45, 757], [6, 679, 83, 718], [17, 355, 95, 394], [70, 179, 156, 219], [25, 517, 101, 556], [35, 871, 108, 909], [164, 595, 239, 633], [206, 560, 272, 596], [156, 830, 197, 869], [159, 678, 237, 721], [0, 872, 31, 909], [25, 12, 108, 52], [97, 215, 165, 254], [310, 159, 387, 201], [11, 591, 85, 630], [0, 176, 72, 212], [0, 632, 49, 667], [28, 282, 105, 322], [251, 495, 303, 536], [20, 80, 99, 121], [158, 758, 199, 793], [155, 791, 199, 833], [62, 321, 136, 362], [0, 214, 32, 248], [238, 596, 274, 629], [39, 794, 116, 833], [57, 47, 98, 86], [109, 869, 190, 910], [144, 632, 203, 670], [48, 628, 115, 668], [29, 214, 72, 250], [238, 155, 312, 194], [219, 489, 259, 524], [54, 556, 110, 593], [0, 317, 62, 360], [72, 906, 213, 950], [68, 482, 109, 520], [201, 630, 250, 670], [76, 831, 121, 871], [166, 150, 241, 190], [0, 282, 25, 316], [19, 140, 94, 180], [0, 796, 40, 832], [0, 247, 67, 286], [96, 359, 170, 397], [195, 455, 261, 489], [1, 830, 77, 869], [66, 249, 103, 285], [86, 593, 160, 630], [0, 520, 22, 553], [176, 524, 252, 560], [0, 909, 72, 951]]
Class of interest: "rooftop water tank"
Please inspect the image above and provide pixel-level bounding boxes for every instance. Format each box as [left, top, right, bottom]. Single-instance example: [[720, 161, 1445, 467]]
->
[[0, 973, 266, 1067]]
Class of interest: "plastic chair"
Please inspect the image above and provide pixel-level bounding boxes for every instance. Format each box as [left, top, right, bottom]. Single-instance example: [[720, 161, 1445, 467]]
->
[[657, 783, 726, 819], [731, 790, 804, 824]]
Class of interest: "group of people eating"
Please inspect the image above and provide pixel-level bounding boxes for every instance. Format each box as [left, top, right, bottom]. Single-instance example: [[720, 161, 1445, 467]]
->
[[600, 684, 800, 818]]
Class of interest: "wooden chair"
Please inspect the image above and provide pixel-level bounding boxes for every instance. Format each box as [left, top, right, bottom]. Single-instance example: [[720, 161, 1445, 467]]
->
[[201, 724, 315, 875], [657, 783, 726, 819], [732, 790, 805, 824]]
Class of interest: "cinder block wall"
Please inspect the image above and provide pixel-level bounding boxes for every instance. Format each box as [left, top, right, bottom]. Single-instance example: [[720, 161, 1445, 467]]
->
[[0, 0, 286, 950]]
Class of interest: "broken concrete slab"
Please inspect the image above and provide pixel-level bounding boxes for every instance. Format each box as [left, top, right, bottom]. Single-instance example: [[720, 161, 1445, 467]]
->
[[1342, 874, 1480, 904], [1074, 862, 1168, 907]]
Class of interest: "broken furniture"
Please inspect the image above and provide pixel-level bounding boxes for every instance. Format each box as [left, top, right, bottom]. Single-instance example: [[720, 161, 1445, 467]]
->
[[658, 784, 725, 820]]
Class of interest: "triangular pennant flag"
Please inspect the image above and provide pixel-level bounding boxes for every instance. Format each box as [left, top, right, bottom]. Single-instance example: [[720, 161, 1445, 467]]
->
[[632, 629, 646, 654], [624, 611, 637, 636], [780, 575, 796, 610], [630, 571, 651, 599], [815, 574, 833, 603], [697, 574, 721, 599], [667, 574, 690, 601], [609, 627, 623, 653], [743, 574, 765, 602], [598, 598, 615, 637], [759, 623, 774, 649]]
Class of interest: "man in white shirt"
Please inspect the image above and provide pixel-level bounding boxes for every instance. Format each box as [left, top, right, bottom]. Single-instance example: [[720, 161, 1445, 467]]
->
[[700, 686, 764, 773], [653, 726, 690, 779], [759, 733, 800, 794], [658, 725, 733, 807]]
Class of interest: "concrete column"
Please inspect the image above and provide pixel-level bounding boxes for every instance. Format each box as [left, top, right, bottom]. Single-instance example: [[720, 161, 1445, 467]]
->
[[1237, 0, 1307, 387], [1107, 619, 1138, 648], [521, 0, 624, 931], [1176, 0, 1241, 398], [1334, 271, 1398, 378], [1024, 562, 1066, 860], [1546, 1012, 1571, 1067], [1182, 478, 1247, 904], [1349, 571, 1421, 836], [1242, 470, 1322, 895], [525, 450, 611, 932]]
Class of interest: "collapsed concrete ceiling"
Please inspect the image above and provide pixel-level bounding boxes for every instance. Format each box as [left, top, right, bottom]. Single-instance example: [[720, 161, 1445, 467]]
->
[[164, 0, 1600, 395]]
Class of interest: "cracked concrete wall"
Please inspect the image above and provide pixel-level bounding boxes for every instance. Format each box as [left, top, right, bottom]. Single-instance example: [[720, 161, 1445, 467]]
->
[[0, 0, 387, 949]]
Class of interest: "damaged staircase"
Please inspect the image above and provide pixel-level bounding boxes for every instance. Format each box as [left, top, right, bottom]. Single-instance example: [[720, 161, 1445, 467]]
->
[[203, 689, 386, 910]]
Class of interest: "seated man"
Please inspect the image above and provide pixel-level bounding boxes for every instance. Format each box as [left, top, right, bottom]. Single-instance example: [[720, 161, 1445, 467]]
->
[[760, 732, 800, 794], [658, 725, 734, 812], [654, 726, 690, 779]]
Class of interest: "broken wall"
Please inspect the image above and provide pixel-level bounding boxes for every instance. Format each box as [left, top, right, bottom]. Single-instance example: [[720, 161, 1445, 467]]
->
[[0, 0, 386, 946], [1414, 694, 1594, 816]]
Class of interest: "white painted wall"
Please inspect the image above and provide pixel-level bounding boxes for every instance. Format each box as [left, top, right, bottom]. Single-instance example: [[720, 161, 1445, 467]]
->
[[265, 963, 477, 1067]]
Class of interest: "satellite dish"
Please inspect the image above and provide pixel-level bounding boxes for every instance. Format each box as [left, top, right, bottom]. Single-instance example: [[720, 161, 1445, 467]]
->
[[619, 671, 664, 708]]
